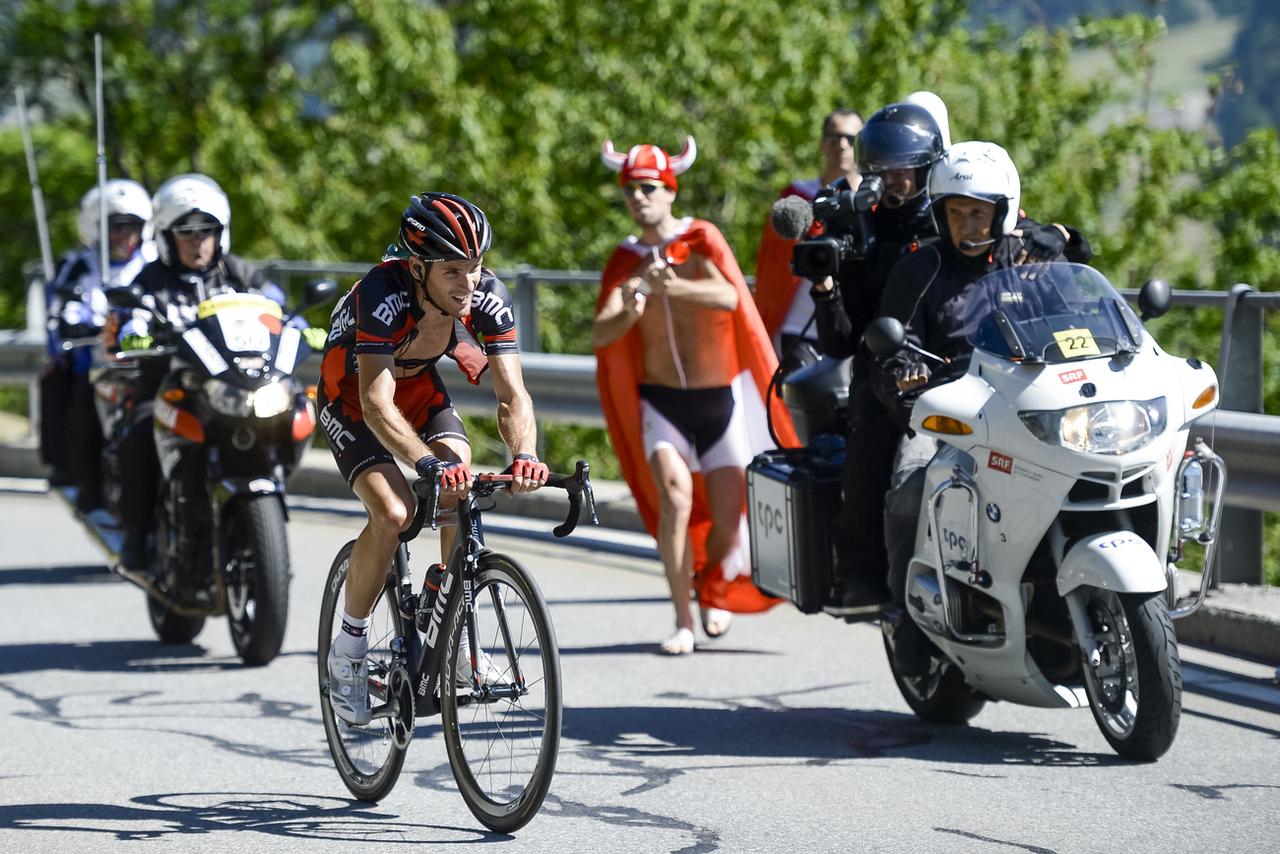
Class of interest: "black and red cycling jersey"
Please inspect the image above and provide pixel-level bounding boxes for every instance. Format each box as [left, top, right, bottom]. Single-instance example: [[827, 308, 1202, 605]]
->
[[319, 259, 519, 418]]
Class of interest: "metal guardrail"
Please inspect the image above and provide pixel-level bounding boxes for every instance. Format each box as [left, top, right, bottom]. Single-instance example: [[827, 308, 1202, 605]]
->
[[7, 261, 1277, 582]]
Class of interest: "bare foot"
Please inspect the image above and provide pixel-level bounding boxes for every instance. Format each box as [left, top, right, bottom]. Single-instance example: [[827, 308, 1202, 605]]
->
[[659, 627, 695, 655], [700, 607, 732, 639]]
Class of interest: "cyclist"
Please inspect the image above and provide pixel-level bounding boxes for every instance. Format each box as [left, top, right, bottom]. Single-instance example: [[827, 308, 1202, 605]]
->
[[319, 191, 549, 725]]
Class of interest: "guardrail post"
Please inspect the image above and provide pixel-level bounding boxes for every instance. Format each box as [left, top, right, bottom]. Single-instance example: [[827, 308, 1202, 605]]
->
[[514, 265, 539, 352], [1215, 284, 1264, 585]]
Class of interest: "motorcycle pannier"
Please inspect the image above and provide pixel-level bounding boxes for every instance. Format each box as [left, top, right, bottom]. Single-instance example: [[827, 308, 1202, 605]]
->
[[747, 449, 842, 613]]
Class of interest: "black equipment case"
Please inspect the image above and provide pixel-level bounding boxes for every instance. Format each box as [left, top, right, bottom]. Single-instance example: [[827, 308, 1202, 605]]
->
[[747, 449, 842, 613]]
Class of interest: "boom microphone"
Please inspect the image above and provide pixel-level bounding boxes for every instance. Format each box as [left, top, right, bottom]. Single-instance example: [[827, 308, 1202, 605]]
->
[[770, 195, 814, 241]]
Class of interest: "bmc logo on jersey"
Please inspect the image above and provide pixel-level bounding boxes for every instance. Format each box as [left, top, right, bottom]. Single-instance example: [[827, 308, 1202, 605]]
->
[[331, 305, 355, 338], [987, 450, 1014, 474], [471, 289, 514, 326], [372, 292, 409, 327], [1059, 368, 1087, 384]]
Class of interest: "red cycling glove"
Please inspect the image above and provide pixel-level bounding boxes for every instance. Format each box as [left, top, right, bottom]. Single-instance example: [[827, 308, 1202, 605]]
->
[[415, 455, 472, 489], [508, 453, 549, 484]]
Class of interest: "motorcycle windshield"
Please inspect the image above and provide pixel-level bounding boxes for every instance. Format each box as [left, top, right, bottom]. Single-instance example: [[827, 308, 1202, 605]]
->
[[961, 263, 1143, 364]]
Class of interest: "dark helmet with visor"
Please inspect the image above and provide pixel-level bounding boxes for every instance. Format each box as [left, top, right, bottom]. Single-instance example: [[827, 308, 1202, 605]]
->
[[855, 103, 945, 174]]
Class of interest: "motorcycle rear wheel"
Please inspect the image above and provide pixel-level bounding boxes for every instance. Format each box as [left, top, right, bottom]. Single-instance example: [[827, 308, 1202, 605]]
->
[[881, 625, 986, 725], [225, 495, 290, 667], [147, 595, 206, 644]]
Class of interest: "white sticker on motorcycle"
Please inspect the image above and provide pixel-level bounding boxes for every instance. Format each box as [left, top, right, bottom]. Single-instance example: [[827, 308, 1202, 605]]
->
[[216, 309, 272, 353], [936, 489, 974, 565], [274, 326, 301, 374], [182, 327, 229, 375]]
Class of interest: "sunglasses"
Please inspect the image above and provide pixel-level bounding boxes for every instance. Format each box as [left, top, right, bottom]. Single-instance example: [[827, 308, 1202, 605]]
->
[[107, 218, 143, 233], [171, 222, 220, 240], [624, 182, 664, 197], [824, 132, 858, 146]]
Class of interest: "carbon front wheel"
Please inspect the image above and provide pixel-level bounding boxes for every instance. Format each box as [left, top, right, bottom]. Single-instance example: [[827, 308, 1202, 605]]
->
[[441, 553, 561, 833], [318, 541, 408, 802]]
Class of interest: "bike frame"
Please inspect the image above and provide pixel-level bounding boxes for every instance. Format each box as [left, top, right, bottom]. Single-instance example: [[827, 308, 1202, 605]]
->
[[372, 462, 596, 723]]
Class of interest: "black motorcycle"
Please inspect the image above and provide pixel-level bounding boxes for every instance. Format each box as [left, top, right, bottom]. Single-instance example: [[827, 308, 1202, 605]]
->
[[68, 280, 336, 665]]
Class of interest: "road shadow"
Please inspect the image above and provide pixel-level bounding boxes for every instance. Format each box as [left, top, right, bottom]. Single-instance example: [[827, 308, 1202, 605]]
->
[[0, 791, 506, 844], [561, 701, 1124, 769], [0, 640, 312, 676], [0, 563, 115, 586], [558, 642, 781, 657]]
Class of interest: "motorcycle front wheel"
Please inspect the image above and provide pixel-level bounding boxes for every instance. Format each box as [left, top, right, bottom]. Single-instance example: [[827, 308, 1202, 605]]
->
[[225, 494, 291, 666], [1080, 589, 1180, 761]]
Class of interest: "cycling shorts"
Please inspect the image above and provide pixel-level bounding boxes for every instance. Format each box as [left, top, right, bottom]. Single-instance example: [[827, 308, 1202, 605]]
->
[[317, 367, 468, 486]]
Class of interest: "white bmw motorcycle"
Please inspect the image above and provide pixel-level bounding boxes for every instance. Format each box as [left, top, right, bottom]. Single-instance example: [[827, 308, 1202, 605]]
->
[[866, 262, 1226, 761]]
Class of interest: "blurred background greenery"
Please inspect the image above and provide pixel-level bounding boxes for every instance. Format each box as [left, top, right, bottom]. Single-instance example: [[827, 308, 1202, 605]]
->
[[0, 0, 1276, 581]]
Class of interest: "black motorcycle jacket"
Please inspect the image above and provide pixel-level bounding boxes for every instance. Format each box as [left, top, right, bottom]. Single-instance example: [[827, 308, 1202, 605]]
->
[[873, 229, 1073, 426], [813, 196, 937, 379], [118, 254, 275, 344]]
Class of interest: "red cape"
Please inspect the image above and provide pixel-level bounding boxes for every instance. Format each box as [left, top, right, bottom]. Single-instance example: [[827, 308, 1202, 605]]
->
[[753, 180, 820, 339], [595, 218, 798, 613]]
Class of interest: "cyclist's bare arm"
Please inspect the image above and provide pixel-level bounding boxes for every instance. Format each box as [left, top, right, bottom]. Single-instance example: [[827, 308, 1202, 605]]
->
[[357, 352, 434, 467], [488, 353, 542, 493]]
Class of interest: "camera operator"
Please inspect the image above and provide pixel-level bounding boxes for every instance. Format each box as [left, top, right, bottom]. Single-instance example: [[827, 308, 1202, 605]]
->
[[803, 101, 947, 613], [874, 141, 1089, 674]]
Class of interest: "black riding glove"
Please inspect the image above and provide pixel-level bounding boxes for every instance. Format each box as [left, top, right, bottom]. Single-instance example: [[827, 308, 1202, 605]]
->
[[1024, 225, 1068, 264]]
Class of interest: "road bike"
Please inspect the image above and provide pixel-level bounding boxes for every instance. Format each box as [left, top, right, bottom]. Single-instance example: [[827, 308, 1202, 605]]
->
[[318, 460, 597, 832]]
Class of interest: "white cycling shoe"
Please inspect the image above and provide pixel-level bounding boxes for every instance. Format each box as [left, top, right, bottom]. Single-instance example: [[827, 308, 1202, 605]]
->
[[455, 628, 504, 687], [327, 646, 372, 726]]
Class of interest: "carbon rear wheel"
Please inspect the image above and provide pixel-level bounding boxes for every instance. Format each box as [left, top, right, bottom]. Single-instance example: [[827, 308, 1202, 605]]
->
[[318, 541, 408, 802]]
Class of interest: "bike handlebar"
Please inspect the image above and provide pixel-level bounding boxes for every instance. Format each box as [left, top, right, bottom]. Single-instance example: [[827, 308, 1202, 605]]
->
[[399, 459, 598, 544]]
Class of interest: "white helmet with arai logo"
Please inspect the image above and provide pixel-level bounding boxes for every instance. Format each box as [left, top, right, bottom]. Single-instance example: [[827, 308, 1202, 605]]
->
[[928, 141, 1020, 238]]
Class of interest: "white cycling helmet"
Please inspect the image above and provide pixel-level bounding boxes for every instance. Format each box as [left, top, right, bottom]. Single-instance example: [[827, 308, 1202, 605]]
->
[[928, 140, 1020, 239], [76, 179, 153, 247], [151, 173, 232, 265]]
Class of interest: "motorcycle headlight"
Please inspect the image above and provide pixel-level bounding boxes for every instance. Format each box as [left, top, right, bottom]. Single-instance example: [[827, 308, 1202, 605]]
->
[[203, 378, 293, 419], [251, 381, 293, 418], [204, 378, 253, 418], [1019, 398, 1166, 455]]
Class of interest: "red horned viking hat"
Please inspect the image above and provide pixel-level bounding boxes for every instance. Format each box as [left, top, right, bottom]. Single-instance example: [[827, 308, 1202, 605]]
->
[[601, 136, 698, 192]]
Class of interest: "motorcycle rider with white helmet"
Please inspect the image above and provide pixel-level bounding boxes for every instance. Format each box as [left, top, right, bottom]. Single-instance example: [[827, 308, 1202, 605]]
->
[[44, 179, 156, 510], [113, 173, 285, 571], [873, 141, 1091, 676]]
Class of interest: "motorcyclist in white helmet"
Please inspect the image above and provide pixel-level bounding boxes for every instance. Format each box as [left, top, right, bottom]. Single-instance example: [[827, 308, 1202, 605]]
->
[[113, 173, 284, 570], [42, 179, 155, 508], [873, 141, 1091, 676]]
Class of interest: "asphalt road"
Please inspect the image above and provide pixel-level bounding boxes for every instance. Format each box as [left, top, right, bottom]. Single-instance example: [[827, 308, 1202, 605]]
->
[[0, 487, 1277, 853]]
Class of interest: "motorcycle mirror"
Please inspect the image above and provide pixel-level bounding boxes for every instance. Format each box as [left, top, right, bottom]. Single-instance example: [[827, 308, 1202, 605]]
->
[[298, 279, 339, 313], [105, 283, 146, 310], [864, 316, 907, 357], [1138, 278, 1171, 321]]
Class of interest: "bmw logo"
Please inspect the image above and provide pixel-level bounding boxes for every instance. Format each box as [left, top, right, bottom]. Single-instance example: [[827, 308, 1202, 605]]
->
[[985, 502, 1001, 523]]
